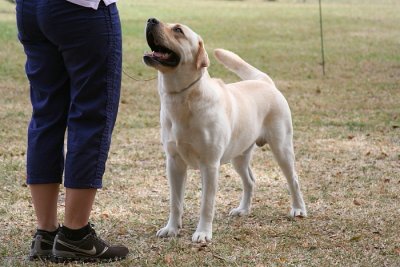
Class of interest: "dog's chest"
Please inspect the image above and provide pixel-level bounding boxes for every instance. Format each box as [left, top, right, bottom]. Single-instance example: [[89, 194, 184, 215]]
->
[[161, 94, 227, 168], [167, 139, 201, 169], [164, 115, 201, 164]]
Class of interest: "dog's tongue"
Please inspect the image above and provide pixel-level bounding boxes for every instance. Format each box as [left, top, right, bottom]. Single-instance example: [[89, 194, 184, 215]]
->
[[153, 51, 163, 57], [146, 51, 170, 59]]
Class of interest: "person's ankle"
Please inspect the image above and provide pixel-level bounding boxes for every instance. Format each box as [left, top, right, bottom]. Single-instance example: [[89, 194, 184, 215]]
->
[[36, 228, 59, 237], [60, 223, 91, 241], [36, 224, 60, 233], [37, 223, 59, 233]]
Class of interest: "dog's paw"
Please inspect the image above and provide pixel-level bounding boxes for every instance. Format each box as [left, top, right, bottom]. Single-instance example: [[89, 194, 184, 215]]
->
[[156, 226, 180, 238], [192, 230, 212, 243], [229, 207, 250, 217], [290, 207, 307, 218]]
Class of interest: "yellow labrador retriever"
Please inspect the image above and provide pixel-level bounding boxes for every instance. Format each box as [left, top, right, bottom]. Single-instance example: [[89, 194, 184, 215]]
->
[[143, 18, 307, 243]]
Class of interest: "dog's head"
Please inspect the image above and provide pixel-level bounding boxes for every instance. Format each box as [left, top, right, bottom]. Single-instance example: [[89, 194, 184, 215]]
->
[[143, 18, 209, 73]]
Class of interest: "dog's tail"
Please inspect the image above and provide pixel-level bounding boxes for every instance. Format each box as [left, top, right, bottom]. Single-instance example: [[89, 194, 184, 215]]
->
[[214, 48, 275, 86]]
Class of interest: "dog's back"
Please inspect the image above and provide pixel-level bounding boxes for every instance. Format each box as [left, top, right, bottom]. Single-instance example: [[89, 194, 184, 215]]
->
[[214, 49, 275, 86]]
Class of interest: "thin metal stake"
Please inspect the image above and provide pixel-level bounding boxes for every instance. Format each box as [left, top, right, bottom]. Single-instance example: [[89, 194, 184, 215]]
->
[[319, 0, 326, 75]]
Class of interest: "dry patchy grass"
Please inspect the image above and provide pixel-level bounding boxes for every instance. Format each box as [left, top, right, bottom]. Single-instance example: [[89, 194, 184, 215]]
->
[[0, 0, 399, 266]]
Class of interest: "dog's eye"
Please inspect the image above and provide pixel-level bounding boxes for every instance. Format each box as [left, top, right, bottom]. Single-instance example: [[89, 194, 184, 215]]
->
[[173, 27, 184, 35]]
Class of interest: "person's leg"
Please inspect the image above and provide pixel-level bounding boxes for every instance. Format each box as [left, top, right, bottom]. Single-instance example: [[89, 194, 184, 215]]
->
[[62, 2, 122, 190], [38, 1, 122, 190], [28, 184, 60, 260], [53, 1, 121, 224], [16, 0, 69, 227], [37, 1, 127, 261], [64, 188, 96, 229], [29, 184, 60, 232], [16, 0, 69, 260]]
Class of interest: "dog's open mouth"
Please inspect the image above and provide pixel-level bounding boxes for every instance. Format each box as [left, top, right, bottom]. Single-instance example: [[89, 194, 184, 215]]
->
[[144, 33, 180, 67]]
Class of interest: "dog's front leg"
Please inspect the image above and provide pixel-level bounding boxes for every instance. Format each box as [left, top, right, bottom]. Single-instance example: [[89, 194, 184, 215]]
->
[[157, 155, 187, 238], [192, 163, 219, 243]]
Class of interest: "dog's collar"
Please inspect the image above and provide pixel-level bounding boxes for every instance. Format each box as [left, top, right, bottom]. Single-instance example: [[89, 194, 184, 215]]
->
[[168, 73, 203, 95]]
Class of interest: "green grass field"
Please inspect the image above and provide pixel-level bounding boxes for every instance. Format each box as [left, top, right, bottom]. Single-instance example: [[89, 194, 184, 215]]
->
[[0, 0, 399, 266]]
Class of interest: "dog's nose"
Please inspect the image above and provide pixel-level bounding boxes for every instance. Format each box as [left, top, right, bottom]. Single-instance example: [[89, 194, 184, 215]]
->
[[147, 18, 159, 25]]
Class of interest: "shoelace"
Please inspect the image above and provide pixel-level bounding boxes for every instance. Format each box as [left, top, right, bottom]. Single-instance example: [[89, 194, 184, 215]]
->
[[88, 224, 110, 247]]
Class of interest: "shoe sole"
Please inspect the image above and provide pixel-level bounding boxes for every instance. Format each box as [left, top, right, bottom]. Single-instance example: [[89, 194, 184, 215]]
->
[[29, 255, 52, 261], [52, 255, 126, 263]]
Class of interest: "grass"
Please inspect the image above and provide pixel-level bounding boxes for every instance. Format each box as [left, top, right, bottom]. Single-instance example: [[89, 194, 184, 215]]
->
[[0, 0, 399, 266]]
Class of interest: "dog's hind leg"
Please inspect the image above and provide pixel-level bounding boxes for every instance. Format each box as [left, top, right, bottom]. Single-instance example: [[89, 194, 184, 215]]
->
[[157, 154, 187, 238], [267, 127, 307, 217], [230, 145, 256, 216]]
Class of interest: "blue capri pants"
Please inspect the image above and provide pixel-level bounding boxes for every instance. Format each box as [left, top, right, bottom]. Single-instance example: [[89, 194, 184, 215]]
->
[[16, 0, 122, 188]]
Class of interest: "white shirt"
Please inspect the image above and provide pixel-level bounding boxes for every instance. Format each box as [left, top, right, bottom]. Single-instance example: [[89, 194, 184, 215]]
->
[[66, 0, 118, 10]]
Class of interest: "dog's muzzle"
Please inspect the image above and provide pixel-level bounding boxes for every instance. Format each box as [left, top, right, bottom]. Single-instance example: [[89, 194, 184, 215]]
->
[[144, 18, 180, 68]]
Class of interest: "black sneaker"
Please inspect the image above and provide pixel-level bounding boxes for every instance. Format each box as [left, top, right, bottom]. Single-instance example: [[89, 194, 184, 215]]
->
[[29, 229, 57, 261], [52, 225, 129, 262]]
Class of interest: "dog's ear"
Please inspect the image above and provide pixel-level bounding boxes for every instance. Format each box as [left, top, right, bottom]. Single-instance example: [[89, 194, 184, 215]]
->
[[196, 40, 210, 69]]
